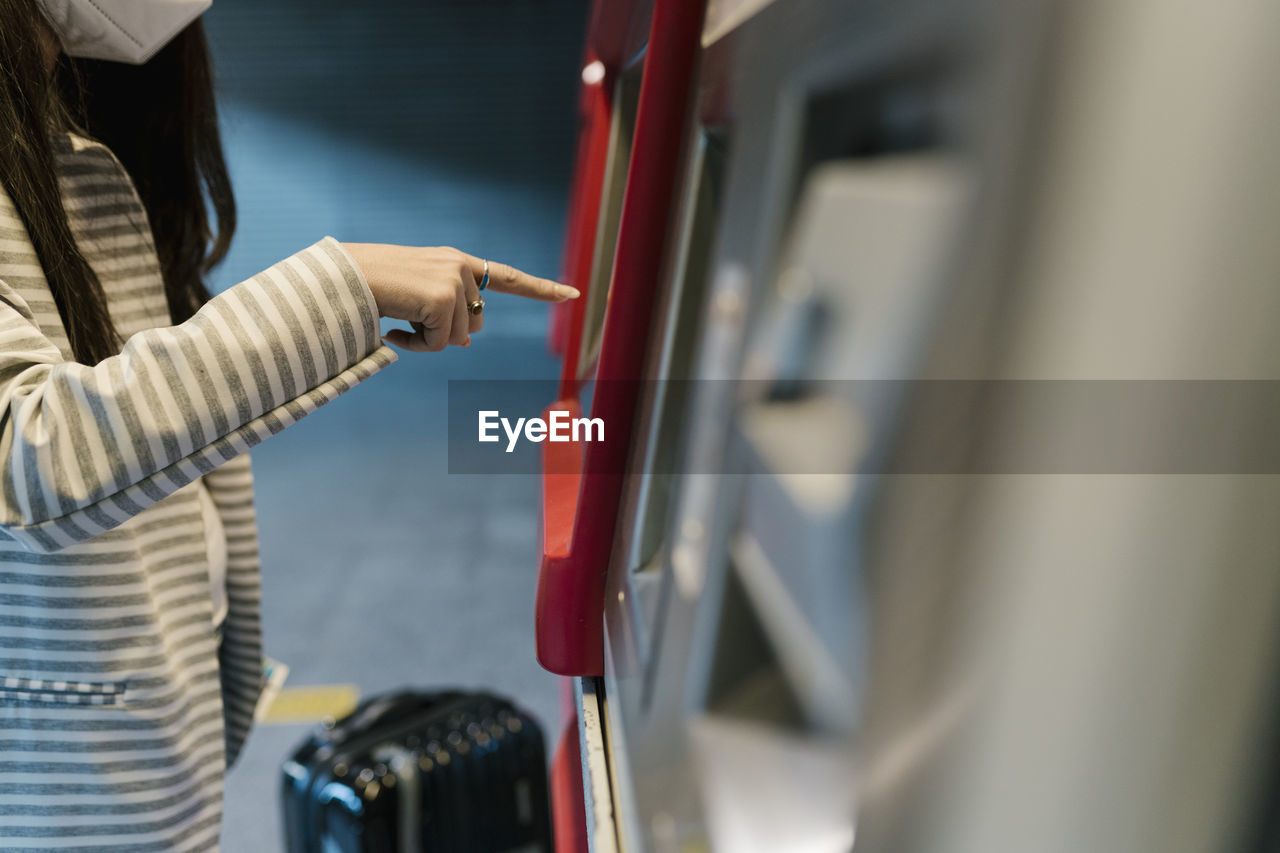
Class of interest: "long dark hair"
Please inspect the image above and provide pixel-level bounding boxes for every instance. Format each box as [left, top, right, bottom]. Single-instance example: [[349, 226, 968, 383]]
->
[[0, 0, 234, 364]]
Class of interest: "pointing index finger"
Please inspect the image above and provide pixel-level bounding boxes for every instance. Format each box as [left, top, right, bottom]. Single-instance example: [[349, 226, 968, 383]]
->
[[461, 253, 579, 303]]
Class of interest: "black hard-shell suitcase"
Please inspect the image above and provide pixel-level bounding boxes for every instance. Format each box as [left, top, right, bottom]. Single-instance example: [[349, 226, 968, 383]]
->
[[281, 690, 553, 853]]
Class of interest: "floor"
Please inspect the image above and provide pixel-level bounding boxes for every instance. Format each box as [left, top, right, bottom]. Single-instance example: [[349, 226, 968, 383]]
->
[[219, 335, 565, 850]]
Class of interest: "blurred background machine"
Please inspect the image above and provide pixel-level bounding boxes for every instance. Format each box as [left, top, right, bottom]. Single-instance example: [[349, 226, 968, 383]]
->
[[539, 0, 1280, 851]]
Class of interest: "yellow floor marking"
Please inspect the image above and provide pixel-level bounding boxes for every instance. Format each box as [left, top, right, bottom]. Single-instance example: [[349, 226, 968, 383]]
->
[[258, 684, 360, 725]]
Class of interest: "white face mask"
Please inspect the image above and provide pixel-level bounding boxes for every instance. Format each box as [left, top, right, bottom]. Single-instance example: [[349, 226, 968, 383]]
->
[[36, 0, 212, 65]]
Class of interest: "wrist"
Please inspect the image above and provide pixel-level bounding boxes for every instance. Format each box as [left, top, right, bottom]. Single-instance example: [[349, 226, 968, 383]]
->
[[336, 242, 385, 317]]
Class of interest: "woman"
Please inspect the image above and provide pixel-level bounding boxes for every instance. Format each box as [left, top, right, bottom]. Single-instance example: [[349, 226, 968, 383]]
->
[[0, 0, 575, 848]]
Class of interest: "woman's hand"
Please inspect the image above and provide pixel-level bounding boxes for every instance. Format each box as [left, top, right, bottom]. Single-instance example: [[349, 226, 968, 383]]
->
[[340, 243, 579, 352]]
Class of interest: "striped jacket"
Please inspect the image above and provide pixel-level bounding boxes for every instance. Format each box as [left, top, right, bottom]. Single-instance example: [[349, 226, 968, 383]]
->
[[0, 132, 396, 850]]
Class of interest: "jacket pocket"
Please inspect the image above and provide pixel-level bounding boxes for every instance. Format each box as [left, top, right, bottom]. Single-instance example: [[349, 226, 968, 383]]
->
[[0, 676, 125, 707]]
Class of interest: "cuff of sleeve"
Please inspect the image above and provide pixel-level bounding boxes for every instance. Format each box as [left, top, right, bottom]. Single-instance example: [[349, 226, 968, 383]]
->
[[321, 236, 382, 337], [312, 236, 384, 360]]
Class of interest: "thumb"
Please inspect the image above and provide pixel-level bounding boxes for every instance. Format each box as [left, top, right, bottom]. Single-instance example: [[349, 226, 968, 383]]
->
[[383, 329, 424, 352]]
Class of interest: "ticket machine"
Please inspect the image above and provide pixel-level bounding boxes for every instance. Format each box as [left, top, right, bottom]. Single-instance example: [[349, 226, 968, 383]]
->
[[544, 0, 1280, 850]]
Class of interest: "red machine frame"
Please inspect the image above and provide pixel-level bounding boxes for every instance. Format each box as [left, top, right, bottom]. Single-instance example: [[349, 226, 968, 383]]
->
[[536, 0, 707, 677]]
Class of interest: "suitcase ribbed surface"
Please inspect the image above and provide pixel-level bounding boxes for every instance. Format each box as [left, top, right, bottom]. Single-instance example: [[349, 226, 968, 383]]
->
[[282, 690, 553, 853]]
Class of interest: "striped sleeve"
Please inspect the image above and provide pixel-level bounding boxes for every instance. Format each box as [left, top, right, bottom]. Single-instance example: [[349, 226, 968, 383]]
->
[[0, 236, 397, 553]]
